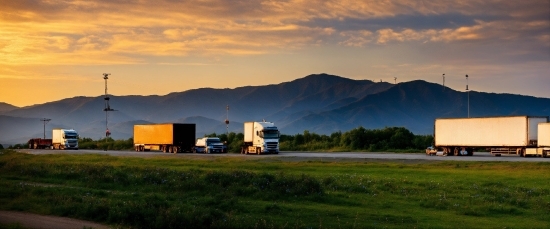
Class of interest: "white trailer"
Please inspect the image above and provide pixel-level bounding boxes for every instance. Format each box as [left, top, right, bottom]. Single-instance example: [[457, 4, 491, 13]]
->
[[241, 121, 280, 154], [431, 116, 548, 157], [526, 123, 550, 158], [52, 128, 79, 150]]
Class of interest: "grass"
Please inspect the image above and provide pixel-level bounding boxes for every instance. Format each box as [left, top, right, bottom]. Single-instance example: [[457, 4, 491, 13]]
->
[[0, 149, 549, 228]]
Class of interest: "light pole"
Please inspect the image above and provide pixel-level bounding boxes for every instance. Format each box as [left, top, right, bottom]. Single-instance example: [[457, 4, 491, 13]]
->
[[466, 74, 469, 118], [40, 118, 51, 139], [225, 105, 229, 135], [442, 73, 445, 91]]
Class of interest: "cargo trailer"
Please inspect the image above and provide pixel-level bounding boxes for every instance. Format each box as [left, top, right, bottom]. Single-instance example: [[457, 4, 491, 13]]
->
[[430, 116, 548, 157], [527, 122, 550, 158], [27, 138, 52, 149], [133, 123, 195, 153]]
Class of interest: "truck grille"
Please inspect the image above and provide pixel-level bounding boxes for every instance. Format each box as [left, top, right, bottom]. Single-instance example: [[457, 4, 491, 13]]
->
[[266, 142, 278, 149]]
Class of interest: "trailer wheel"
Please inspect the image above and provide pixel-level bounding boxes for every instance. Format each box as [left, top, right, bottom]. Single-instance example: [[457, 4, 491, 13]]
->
[[172, 146, 178, 154], [453, 148, 459, 156]]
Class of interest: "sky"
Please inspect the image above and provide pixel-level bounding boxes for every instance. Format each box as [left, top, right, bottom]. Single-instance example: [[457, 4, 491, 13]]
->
[[1, 0, 549, 107]]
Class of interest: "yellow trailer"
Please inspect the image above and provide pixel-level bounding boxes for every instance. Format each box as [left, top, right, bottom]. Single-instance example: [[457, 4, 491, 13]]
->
[[134, 123, 195, 153]]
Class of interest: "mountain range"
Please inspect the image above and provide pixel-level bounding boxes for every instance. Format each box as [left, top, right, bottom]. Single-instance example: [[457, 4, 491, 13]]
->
[[1, 73, 549, 146]]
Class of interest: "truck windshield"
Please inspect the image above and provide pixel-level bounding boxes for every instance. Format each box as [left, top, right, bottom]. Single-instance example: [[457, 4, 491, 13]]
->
[[206, 139, 221, 145], [261, 130, 279, 139], [64, 134, 78, 139]]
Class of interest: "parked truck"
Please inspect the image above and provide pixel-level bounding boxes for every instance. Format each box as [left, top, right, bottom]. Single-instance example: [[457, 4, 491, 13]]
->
[[27, 138, 52, 149], [427, 116, 549, 157], [52, 129, 79, 150], [241, 121, 280, 154], [194, 137, 227, 153], [133, 123, 195, 153]]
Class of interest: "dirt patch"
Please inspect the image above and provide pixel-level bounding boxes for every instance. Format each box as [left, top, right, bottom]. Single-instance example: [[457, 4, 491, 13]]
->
[[0, 211, 110, 229]]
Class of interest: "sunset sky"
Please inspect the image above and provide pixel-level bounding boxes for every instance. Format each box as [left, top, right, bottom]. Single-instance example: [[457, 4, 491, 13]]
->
[[1, 0, 549, 107]]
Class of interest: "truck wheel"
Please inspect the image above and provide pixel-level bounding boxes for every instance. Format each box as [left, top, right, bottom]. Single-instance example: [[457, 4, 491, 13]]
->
[[543, 151, 548, 158], [519, 148, 526, 157], [256, 147, 261, 155]]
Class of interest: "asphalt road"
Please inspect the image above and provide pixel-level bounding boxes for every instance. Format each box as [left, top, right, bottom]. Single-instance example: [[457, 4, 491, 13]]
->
[[15, 149, 550, 162]]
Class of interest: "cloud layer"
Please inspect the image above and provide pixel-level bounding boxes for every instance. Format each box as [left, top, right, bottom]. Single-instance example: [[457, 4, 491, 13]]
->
[[1, 0, 547, 64]]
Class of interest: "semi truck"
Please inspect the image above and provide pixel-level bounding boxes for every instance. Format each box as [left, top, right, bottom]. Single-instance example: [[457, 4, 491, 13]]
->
[[194, 137, 227, 153], [241, 121, 280, 154], [52, 129, 79, 150], [427, 116, 549, 157], [27, 138, 52, 149], [133, 123, 195, 153]]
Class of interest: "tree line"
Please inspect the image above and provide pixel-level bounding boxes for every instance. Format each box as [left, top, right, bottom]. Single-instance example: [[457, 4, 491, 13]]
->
[[5, 126, 433, 153], [211, 126, 432, 153]]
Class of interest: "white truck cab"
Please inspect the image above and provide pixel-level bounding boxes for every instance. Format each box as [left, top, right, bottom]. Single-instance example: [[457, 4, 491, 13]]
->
[[242, 121, 280, 154], [52, 128, 79, 150], [194, 137, 227, 153]]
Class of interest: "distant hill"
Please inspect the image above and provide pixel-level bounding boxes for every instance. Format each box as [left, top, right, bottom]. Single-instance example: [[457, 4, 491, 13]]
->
[[0, 102, 18, 113], [1, 73, 549, 145]]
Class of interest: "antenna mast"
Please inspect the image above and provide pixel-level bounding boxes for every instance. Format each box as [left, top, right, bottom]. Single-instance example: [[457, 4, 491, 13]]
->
[[394, 77, 397, 84], [103, 73, 115, 140]]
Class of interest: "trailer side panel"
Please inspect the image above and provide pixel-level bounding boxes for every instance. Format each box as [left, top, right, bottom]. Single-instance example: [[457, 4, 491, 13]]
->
[[435, 116, 547, 147], [134, 124, 174, 145]]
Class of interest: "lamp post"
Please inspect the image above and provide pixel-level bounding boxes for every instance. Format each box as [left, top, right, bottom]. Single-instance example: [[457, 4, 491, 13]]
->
[[466, 74, 469, 118]]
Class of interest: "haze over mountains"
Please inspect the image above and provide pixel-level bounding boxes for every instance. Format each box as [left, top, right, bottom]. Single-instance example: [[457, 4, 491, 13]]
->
[[1, 74, 549, 145]]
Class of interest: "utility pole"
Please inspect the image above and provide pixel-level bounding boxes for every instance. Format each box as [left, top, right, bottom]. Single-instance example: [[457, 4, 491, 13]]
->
[[466, 74, 469, 118], [394, 77, 397, 84], [40, 118, 51, 139]]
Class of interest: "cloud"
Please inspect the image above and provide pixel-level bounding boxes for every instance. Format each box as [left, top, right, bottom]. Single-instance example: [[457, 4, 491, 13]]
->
[[0, 0, 547, 66]]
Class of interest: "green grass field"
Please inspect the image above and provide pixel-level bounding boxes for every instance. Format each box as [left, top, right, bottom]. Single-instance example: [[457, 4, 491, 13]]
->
[[0, 150, 549, 228]]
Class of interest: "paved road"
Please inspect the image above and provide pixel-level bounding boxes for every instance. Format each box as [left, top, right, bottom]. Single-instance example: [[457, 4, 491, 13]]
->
[[16, 149, 550, 162]]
